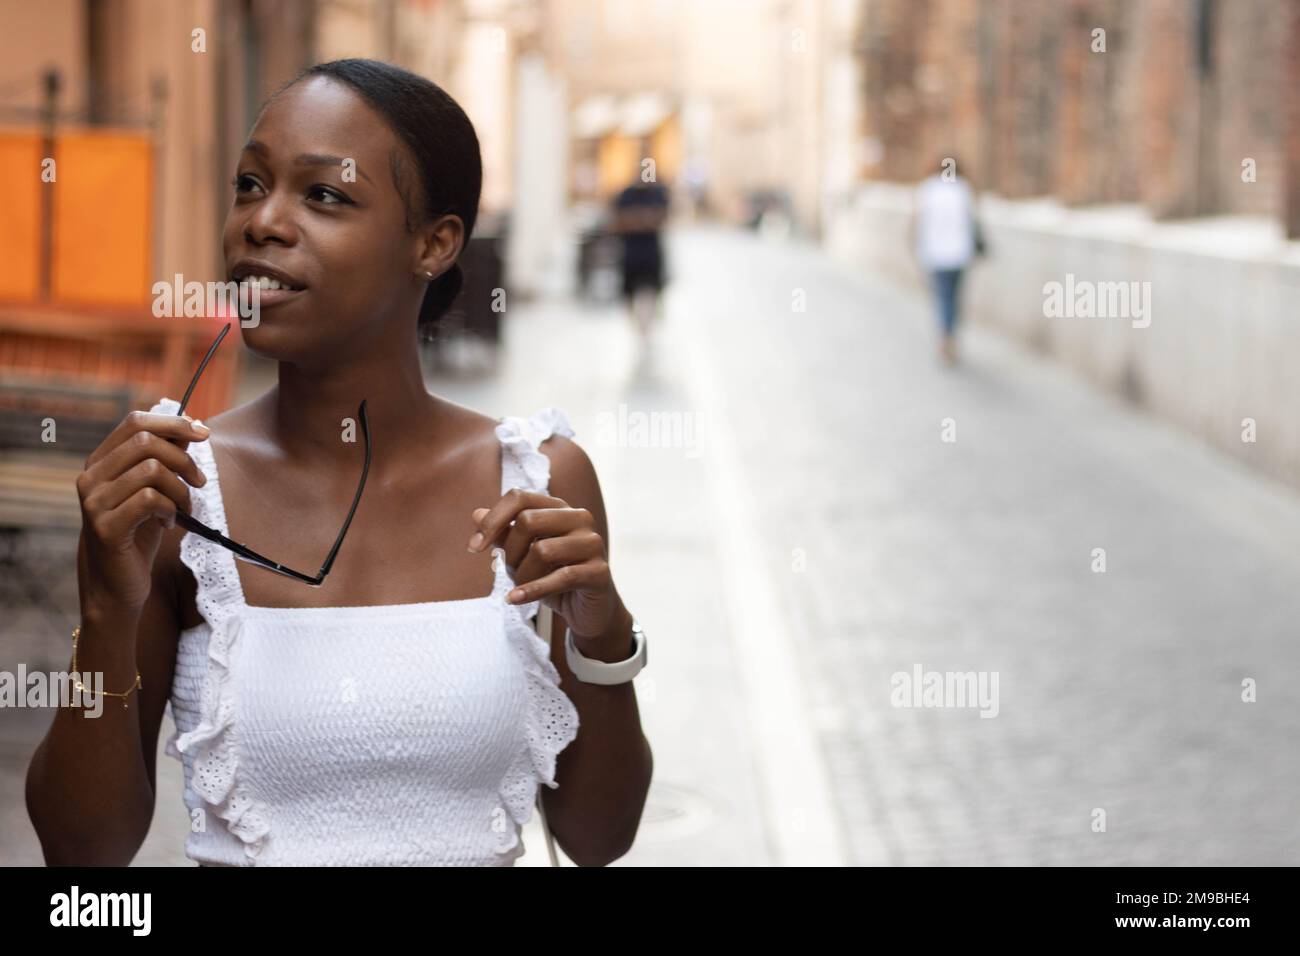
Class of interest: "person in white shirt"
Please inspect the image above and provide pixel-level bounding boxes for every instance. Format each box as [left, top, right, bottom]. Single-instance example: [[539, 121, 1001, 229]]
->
[[910, 158, 979, 365]]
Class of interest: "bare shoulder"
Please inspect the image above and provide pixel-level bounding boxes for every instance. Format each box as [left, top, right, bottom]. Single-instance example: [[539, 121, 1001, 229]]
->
[[537, 431, 610, 538], [539, 431, 596, 492], [427, 395, 509, 468], [449, 395, 607, 528]]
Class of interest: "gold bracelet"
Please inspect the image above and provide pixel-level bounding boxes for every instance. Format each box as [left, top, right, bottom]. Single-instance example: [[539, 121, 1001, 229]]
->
[[70, 625, 143, 710]]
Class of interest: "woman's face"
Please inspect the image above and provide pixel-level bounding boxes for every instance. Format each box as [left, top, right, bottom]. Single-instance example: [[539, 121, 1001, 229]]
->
[[222, 75, 449, 361]]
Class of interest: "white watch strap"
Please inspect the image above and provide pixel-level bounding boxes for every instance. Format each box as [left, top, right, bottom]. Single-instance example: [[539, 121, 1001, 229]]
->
[[565, 619, 647, 685]]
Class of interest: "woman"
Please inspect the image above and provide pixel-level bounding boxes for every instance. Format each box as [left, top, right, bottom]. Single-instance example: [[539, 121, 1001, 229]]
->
[[26, 59, 653, 867], [910, 157, 979, 366]]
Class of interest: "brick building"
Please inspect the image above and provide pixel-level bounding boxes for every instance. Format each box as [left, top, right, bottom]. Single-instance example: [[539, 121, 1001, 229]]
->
[[856, 0, 1300, 236]]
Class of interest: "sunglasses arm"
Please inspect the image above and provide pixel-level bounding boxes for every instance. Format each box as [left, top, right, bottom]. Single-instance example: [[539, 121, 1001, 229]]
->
[[313, 399, 371, 581], [174, 512, 326, 586]]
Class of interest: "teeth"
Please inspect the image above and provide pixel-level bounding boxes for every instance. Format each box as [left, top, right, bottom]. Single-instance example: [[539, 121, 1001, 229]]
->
[[238, 275, 294, 291]]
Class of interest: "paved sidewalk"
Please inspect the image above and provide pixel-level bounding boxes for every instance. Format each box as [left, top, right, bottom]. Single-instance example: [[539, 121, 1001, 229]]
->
[[670, 224, 1300, 865]]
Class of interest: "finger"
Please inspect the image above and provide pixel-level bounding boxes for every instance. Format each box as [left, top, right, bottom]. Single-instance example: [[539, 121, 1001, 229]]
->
[[85, 430, 208, 489], [506, 559, 609, 605], [86, 410, 209, 468], [87, 409, 209, 467], [501, 508, 590, 569], [467, 489, 565, 552], [86, 458, 193, 517], [99, 487, 177, 541], [511, 530, 605, 589]]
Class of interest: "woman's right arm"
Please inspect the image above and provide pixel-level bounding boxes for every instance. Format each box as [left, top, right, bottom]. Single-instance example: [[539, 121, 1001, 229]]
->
[[25, 411, 210, 866]]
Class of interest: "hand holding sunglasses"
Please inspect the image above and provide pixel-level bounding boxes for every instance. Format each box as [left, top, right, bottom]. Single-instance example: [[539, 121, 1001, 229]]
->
[[75, 389, 216, 617], [170, 322, 372, 587]]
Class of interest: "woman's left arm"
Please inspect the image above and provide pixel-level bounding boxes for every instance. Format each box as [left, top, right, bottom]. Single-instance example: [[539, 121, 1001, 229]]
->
[[467, 436, 653, 867]]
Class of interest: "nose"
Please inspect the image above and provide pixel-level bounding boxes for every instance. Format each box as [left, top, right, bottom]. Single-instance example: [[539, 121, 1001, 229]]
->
[[242, 188, 299, 247]]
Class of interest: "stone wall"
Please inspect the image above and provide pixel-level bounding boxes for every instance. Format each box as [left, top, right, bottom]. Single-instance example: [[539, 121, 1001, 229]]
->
[[827, 182, 1300, 492]]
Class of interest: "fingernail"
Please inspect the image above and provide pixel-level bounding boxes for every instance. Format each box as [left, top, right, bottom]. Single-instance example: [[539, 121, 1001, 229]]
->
[[467, 531, 484, 552], [508, 588, 525, 603], [192, 419, 210, 435]]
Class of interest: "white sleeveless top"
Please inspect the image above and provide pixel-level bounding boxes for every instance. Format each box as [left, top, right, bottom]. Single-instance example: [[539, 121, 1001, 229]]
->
[[149, 397, 581, 866]]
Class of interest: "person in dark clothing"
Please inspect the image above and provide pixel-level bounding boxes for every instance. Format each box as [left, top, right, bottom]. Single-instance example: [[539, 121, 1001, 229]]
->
[[611, 175, 670, 345]]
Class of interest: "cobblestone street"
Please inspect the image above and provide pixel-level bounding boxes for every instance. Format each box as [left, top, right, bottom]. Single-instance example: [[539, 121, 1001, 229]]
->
[[663, 225, 1300, 865]]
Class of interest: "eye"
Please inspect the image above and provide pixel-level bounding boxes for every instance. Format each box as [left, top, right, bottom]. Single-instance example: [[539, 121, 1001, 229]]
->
[[308, 185, 352, 206], [230, 173, 262, 195]]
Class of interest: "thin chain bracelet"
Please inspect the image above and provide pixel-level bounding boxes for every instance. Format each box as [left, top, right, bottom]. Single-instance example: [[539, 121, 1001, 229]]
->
[[70, 625, 142, 710]]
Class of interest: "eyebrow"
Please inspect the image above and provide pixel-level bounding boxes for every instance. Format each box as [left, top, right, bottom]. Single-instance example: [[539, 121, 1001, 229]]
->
[[241, 139, 373, 184]]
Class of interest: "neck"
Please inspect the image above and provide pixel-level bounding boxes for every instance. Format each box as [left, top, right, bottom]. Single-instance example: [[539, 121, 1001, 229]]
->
[[265, 326, 434, 467]]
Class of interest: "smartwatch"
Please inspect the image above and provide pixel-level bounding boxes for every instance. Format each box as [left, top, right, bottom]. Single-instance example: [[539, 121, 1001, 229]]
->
[[565, 618, 647, 685]]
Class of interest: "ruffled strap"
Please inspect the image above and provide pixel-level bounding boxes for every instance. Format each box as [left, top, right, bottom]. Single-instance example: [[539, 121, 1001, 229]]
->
[[490, 407, 581, 857], [150, 397, 270, 861], [495, 406, 574, 496]]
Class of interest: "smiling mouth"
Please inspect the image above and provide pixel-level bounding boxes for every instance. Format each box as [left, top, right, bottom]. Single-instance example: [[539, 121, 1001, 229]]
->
[[236, 274, 305, 293]]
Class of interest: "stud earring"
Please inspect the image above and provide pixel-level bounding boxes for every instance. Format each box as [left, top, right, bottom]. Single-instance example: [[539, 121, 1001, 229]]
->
[[424, 270, 434, 279]]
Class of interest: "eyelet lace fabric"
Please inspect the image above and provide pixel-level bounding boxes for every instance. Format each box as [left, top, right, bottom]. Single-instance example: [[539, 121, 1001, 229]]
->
[[492, 407, 580, 855], [152, 398, 580, 866]]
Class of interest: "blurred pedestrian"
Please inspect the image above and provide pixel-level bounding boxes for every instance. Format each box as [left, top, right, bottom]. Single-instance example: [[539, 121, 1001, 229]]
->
[[910, 157, 981, 365], [611, 160, 670, 346]]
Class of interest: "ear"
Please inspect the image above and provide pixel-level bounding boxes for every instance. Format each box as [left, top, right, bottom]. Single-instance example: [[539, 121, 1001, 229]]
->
[[413, 213, 465, 280]]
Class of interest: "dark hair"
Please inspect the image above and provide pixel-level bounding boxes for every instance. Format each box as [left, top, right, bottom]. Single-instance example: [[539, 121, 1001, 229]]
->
[[284, 59, 483, 330]]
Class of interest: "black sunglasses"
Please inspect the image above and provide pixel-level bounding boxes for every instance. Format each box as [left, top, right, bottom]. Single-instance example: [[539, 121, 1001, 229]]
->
[[172, 322, 371, 586]]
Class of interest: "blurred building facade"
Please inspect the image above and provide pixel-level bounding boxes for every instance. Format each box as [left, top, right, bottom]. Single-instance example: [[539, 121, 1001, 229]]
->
[[855, 0, 1300, 234], [9, 2, 1299, 325], [558, 0, 864, 239], [0, 0, 531, 290], [837, 0, 1300, 493], [0, 0, 874, 300]]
